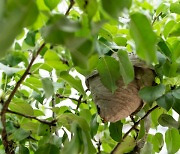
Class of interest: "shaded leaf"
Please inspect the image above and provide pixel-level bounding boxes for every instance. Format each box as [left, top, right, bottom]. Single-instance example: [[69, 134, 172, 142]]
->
[[97, 56, 121, 93], [140, 142, 153, 154], [117, 50, 134, 85], [9, 128, 30, 141], [101, 0, 132, 19], [151, 133, 164, 153], [139, 84, 165, 103], [35, 143, 59, 154], [158, 114, 179, 128], [109, 121, 123, 142]]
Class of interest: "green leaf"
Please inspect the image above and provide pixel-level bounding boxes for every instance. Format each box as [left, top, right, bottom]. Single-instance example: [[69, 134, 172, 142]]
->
[[19, 145, 30, 154], [90, 114, 99, 137], [109, 121, 123, 142], [9, 128, 30, 141], [157, 39, 172, 59], [139, 84, 165, 103], [165, 128, 180, 154], [97, 56, 121, 93], [75, 0, 98, 18], [41, 78, 54, 99], [24, 31, 36, 47], [115, 136, 136, 154], [58, 113, 90, 132], [0, 63, 22, 76], [140, 142, 153, 154], [137, 120, 145, 139], [67, 39, 94, 69], [170, 2, 180, 14], [130, 13, 157, 64], [158, 114, 179, 128], [37, 123, 51, 136], [151, 133, 164, 153], [117, 50, 134, 85], [169, 22, 180, 37], [172, 88, 180, 99], [114, 36, 127, 46], [9, 100, 34, 116], [163, 20, 176, 38], [156, 3, 169, 15], [62, 123, 81, 154], [172, 97, 180, 114], [44, 50, 68, 71], [35, 143, 60, 154], [44, 0, 61, 10], [151, 107, 164, 128], [156, 92, 174, 111], [41, 15, 81, 45], [60, 71, 85, 95], [0, 0, 38, 56], [101, 0, 132, 19]]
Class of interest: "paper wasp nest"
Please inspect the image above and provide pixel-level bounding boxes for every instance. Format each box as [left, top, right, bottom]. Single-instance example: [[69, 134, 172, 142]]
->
[[86, 53, 155, 122]]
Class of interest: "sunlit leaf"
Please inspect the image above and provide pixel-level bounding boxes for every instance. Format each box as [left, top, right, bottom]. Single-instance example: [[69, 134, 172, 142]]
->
[[35, 143, 59, 154], [44, 0, 61, 10], [130, 13, 157, 64]]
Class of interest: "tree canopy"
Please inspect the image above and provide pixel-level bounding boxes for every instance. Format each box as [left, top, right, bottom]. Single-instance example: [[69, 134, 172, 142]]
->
[[0, 0, 180, 154]]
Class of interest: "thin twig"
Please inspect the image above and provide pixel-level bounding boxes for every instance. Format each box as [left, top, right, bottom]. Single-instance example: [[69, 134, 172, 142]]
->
[[7, 109, 56, 126], [0, 43, 45, 154], [152, 12, 162, 25], [111, 105, 159, 154], [65, 0, 75, 16]]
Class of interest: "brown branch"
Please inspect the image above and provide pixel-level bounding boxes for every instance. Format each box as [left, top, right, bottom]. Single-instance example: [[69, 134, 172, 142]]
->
[[7, 109, 56, 126], [0, 43, 45, 154], [111, 105, 159, 154], [65, 0, 75, 16]]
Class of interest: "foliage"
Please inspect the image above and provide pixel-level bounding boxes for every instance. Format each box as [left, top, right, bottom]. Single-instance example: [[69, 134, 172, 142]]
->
[[0, 0, 180, 153]]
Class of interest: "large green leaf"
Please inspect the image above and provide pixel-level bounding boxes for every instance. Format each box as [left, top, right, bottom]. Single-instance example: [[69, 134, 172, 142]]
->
[[170, 2, 180, 14], [101, 0, 132, 19], [158, 114, 179, 129], [97, 56, 121, 93], [109, 121, 123, 142], [163, 20, 176, 38], [60, 71, 85, 95], [44, 0, 61, 10], [117, 50, 134, 85], [9, 100, 34, 116], [35, 143, 59, 154], [151, 133, 164, 153], [0, 0, 38, 56], [130, 13, 157, 64], [165, 128, 180, 154], [139, 84, 165, 103], [41, 78, 54, 99], [9, 128, 30, 141]]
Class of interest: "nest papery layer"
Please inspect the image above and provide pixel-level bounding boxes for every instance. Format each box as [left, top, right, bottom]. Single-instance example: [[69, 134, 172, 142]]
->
[[88, 75, 142, 122]]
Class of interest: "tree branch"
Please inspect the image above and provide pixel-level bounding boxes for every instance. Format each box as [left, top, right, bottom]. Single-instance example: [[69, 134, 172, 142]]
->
[[111, 105, 159, 154], [7, 109, 56, 126], [0, 43, 45, 154], [65, 0, 75, 16]]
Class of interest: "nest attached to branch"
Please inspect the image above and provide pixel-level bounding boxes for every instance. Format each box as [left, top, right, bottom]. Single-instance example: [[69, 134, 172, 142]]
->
[[86, 53, 155, 122]]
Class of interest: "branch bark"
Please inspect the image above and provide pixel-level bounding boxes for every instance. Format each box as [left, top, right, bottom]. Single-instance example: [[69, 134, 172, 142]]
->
[[7, 109, 56, 126], [65, 0, 75, 16], [0, 43, 45, 154], [111, 105, 159, 154]]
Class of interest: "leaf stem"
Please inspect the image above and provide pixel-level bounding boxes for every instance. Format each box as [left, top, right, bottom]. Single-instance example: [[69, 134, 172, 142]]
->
[[65, 0, 75, 16], [111, 105, 159, 154]]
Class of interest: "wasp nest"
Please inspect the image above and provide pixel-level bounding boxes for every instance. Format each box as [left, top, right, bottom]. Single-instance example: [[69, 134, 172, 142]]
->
[[86, 53, 155, 122]]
